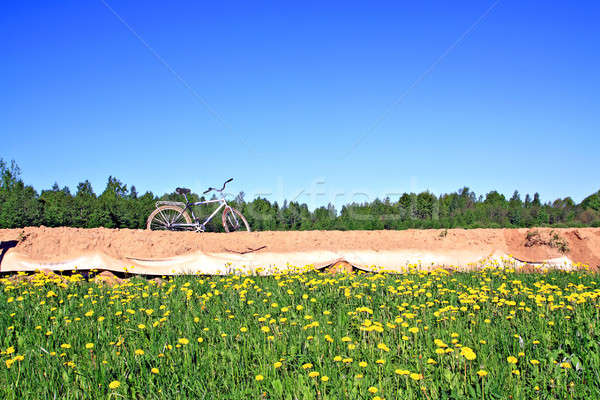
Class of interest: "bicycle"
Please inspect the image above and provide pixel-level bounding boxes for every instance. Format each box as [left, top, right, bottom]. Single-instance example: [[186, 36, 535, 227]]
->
[[146, 178, 250, 232]]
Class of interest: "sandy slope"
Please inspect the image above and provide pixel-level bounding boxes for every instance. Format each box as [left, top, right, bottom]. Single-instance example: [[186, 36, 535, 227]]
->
[[1, 227, 599, 274]]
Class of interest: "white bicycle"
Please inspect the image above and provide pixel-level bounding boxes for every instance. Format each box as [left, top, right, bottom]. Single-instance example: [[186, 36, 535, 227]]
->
[[146, 179, 250, 232]]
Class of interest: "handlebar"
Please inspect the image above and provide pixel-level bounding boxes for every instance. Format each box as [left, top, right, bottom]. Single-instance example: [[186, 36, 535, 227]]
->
[[203, 178, 233, 194]]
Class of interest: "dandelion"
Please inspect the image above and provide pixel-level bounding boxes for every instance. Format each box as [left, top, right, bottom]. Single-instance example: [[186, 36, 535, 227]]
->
[[377, 343, 390, 352], [368, 387, 378, 394], [135, 349, 144, 355], [151, 368, 159, 374], [477, 370, 488, 377], [178, 338, 189, 345], [85, 343, 94, 349], [410, 373, 423, 381], [108, 381, 120, 389], [308, 371, 320, 378], [255, 374, 264, 381], [321, 376, 329, 382], [302, 363, 313, 369], [507, 356, 518, 364], [461, 348, 477, 361]]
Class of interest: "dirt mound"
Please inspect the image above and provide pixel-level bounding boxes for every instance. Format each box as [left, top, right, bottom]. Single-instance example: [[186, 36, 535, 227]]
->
[[1, 227, 599, 274]]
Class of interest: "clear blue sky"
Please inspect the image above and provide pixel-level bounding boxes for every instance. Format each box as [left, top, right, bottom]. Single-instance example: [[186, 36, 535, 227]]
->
[[2, 1, 599, 209]]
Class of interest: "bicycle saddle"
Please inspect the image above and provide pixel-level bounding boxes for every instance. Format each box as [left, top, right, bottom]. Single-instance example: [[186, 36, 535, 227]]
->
[[176, 187, 191, 195]]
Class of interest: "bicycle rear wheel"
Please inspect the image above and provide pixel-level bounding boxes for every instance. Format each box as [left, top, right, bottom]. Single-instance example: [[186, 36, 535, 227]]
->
[[147, 205, 192, 230], [222, 207, 250, 232]]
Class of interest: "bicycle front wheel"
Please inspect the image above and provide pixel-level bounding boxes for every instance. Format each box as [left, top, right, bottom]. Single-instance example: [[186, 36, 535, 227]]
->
[[147, 205, 192, 231], [222, 207, 250, 232]]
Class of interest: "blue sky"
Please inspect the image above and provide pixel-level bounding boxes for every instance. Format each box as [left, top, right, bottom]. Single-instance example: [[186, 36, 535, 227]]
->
[[2, 1, 599, 209]]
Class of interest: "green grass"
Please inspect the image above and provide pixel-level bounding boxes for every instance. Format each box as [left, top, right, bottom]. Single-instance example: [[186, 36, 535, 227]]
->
[[1, 266, 600, 399]]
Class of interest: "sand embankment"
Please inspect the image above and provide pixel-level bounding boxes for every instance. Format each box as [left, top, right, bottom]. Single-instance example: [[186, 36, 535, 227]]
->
[[1, 227, 599, 274]]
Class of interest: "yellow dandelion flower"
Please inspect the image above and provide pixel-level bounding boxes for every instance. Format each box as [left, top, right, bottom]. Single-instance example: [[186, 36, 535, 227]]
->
[[108, 381, 120, 389]]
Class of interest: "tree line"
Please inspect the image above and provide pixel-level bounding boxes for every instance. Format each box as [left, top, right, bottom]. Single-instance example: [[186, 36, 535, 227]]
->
[[1, 159, 599, 231]]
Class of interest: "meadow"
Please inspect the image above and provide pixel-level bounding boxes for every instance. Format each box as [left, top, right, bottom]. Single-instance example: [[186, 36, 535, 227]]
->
[[1, 264, 599, 399]]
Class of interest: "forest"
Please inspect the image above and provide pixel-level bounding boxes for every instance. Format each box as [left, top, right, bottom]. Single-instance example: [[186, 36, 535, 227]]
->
[[1, 159, 599, 231]]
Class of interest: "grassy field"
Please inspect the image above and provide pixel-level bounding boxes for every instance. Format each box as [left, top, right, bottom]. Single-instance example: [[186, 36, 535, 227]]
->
[[1, 265, 599, 399]]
